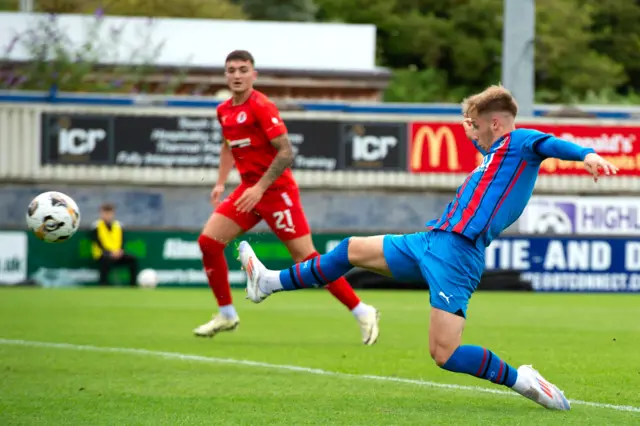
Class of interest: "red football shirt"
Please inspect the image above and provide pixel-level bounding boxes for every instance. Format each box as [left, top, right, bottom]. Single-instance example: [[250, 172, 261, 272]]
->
[[216, 90, 296, 190]]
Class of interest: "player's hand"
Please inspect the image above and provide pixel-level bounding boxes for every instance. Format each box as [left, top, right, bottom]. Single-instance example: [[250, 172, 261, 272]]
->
[[584, 153, 618, 182], [460, 117, 477, 141], [211, 184, 225, 207], [234, 185, 265, 213]]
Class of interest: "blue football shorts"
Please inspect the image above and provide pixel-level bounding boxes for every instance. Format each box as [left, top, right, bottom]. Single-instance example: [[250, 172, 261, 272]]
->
[[382, 230, 485, 318]]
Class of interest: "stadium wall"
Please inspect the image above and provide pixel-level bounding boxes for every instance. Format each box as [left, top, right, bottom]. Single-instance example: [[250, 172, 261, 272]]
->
[[0, 183, 458, 233], [2, 103, 640, 194], [2, 99, 640, 293], [2, 227, 639, 293]]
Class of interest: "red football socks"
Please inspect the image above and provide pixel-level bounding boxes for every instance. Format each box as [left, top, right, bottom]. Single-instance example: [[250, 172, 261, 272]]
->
[[198, 234, 232, 307]]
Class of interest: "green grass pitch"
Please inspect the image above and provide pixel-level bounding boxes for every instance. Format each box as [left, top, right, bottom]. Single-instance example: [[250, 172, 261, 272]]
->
[[0, 288, 638, 425]]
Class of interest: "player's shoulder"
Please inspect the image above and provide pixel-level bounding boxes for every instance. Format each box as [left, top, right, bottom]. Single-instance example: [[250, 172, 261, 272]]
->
[[249, 90, 277, 108], [510, 128, 547, 146], [216, 97, 233, 113], [512, 128, 546, 139], [250, 89, 270, 102]]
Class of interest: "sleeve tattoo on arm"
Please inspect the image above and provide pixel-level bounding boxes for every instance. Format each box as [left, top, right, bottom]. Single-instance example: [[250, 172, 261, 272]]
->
[[260, 134, 294, 188]]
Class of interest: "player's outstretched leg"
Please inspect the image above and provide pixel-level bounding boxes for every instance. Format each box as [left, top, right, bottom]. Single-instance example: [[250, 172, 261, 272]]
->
[[441, 346, 570, 410], [430, 309, 570, 411], [239, 237, 381, 345], [288, 247, 379, 346], [239, 237, 357, 302]]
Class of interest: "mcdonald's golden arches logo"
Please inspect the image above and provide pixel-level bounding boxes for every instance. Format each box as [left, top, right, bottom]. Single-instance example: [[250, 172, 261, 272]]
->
[[411, 125, 461, 171]]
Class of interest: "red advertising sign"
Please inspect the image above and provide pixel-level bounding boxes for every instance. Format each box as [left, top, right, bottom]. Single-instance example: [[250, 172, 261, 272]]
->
[[409, 121, 640, 175]]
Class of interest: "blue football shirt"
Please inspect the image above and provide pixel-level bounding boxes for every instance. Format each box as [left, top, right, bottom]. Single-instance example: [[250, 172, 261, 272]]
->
[[427, 128, 593, 248]]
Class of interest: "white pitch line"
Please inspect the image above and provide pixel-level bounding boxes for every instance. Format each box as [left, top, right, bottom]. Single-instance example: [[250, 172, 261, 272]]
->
[[1, 338, 638, 414]]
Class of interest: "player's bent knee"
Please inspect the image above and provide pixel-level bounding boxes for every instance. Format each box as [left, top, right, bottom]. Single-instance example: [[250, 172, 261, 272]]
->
[[197, 234, 226, 255], [201, 213, 245, 244], [430, 344, 457, 367]]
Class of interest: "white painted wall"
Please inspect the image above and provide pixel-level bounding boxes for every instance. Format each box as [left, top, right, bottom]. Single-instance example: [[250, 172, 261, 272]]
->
[[0, 12, 377, 71]]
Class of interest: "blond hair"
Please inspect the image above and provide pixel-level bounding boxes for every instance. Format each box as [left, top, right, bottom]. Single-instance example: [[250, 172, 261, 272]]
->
[[462, 85, 518, 117]]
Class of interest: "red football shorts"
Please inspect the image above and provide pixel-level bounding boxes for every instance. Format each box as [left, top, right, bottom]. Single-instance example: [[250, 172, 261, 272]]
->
[[215, 183, 311, 241]]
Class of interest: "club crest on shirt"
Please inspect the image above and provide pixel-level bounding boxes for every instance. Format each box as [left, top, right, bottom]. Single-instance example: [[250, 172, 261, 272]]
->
[[473, 153, 495, 174], [495, 138, 507, 150], [237, 111, 247, 123]]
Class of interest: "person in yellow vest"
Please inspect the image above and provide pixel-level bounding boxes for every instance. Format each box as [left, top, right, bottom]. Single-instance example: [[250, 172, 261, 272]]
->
[[91, 203, 138, 286]]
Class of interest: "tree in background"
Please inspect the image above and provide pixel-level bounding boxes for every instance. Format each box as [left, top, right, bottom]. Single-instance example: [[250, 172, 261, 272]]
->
[[0, 0, 14, 10], [33, 0, 245, 18], [0, 0, 246, 93], [588, 0, 640, 103], [82, 0, 245, 20], [232, 0, 318, 22], [315, 0, 640, 104], [1, 10, 191, 93], [534, 0, 625, 102], [4, 0, 640, 104]]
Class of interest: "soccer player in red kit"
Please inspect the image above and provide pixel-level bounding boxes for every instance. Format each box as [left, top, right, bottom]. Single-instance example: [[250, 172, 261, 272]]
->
[[193, 50, 380, 345]]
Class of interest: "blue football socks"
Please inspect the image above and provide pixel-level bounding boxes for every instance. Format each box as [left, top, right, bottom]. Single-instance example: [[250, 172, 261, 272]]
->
[[279, 238, 353, 290], [442, 345, 518, 387]]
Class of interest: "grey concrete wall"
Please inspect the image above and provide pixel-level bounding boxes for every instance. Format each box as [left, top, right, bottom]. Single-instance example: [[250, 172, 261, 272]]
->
[[1, 184, 456, 233]]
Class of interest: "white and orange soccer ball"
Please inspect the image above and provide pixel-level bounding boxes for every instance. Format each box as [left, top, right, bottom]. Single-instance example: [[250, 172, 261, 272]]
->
[[25, 191, 81, 243]]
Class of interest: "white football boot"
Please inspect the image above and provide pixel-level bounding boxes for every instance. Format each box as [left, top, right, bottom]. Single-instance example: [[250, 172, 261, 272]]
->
[[357, 308, 380, 345], [513, 365, 571, 410], [239, 241, 270, 303], [239, 240, 382, 346], [193, 314, 239, 337]]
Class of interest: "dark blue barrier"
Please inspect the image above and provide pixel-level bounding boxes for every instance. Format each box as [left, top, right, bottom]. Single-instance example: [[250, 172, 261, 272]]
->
[[487, 236, 640, 292]]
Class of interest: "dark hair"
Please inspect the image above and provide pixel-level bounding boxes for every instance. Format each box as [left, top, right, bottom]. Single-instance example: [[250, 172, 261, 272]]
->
[[100, 203, 115, 212], [225, 50, 255, 65]]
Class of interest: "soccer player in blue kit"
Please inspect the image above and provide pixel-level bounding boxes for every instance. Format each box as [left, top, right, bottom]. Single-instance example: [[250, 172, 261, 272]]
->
[[237, 85, 619, 410]]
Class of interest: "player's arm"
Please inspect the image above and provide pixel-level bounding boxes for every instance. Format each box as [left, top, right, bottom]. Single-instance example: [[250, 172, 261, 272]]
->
[[216, 142, 234, 186], [214, 110, 235, 187], [522, 130, 619, 181], [233, 98, 292, 213], [256, 134, 294, 191], [252, 97, 293, 191], [211, 112, 235, 206], [528, 133, 594, 161], [234, 134, 293, 213]]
